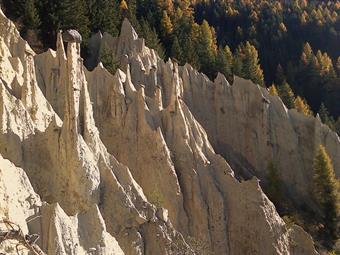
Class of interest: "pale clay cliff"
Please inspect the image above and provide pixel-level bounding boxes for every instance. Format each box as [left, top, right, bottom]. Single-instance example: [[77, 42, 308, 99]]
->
[[1, 6, 338, 254]]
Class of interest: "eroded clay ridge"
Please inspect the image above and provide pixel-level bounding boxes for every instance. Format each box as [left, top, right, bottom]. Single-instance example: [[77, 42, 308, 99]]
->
[[0, 8, 323, 255]]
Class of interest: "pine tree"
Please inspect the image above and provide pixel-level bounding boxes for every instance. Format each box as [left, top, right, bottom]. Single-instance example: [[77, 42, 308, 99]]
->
[[312, 145, 340, 245], [318, 103, 336, 130], [232, 52, 244, 78], [171, 36, 183, 63], [216, 45, 233, 82], [243, 42, 264, 86], [196, 20, 217, 78], [275, 64, 285, 86], [86, 0, 120, 36], [294, 96, 312, 116], [265, 162, 284, 211], [23, 0, 41, 30], [100, 47, 119, 74], [235, 42, 264, 86], [278, 82, 295, 109], [140, 19, 165, 59], [60, 0, 90, 42]]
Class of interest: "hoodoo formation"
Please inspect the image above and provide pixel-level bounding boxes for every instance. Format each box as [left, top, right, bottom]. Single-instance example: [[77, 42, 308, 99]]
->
[[0, 6, 339, 255]]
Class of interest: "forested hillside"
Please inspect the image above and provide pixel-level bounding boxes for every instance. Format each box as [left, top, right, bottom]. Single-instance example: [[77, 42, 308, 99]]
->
[[0, 1, 339, 254], [1, 0, 340, 134]]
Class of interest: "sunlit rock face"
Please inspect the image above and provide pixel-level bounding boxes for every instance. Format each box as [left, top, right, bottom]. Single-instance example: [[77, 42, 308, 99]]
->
[[0, 8, 326, 255]]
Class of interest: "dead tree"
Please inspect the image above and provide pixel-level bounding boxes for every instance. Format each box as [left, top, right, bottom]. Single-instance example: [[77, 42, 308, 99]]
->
[[0, 220, 45, 255]]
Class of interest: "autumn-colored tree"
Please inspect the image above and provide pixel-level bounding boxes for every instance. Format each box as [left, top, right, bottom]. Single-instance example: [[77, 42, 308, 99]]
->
[[269, 84, 278, 96], [312, 145, 340, 246], [277, 82, 295, 108], [234, 42, 264, 86], [294, 96, 313, 116], [160, 11, 173, 37]]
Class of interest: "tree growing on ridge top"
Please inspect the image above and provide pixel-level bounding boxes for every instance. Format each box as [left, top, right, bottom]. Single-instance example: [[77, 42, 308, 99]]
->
[[278, 82, 295, 109], [234, 42, 264, 86], [294, 96, 313, 116], [216, 45, 233, 82], [318, 103, 336, 130], [268, 84, 278, 96]]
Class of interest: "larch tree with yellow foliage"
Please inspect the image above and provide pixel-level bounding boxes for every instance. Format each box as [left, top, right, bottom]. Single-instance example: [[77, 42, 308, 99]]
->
[[312, 145, 340, 246], [294, 96, 312, 116]]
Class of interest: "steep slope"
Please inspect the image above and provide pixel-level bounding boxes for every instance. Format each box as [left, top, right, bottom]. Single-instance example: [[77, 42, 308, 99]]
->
[[87, 19, 340, 212], [0, 8, 321, 255]]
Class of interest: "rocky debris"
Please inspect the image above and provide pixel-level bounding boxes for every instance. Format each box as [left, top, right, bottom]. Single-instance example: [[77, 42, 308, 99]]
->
[[0, 5, 325, 255]]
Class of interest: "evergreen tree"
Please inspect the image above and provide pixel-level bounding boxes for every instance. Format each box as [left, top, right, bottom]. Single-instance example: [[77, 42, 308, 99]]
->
[[23, 0, 41, 30], [319, 103, 336, 130], [265, 162, 284, 211], [86, 0, 120, 36], [275, 64, 285, 86], [232, 52, 244, 78], [196, 20, 217, 78], [100, 47, 119, 74], [60, 0, 90, 42], [216, 45, 233, 82], [235, 42, 264, 86], [242, 42, 264, 86], [294, 96, 312, 116], [278, 82, 295, 109], [171, 36, 183, 63], [312, 145, 340, 246], [140, 19, 165, 58]]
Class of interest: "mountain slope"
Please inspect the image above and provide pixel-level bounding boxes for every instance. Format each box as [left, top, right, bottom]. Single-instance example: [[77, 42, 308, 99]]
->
[[0, 8, 331, 255]]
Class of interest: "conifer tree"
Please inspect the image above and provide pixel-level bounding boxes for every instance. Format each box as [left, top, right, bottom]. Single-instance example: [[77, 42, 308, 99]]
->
[[312, 145, 340, 245], [171, 36, 183, 63], [278, 82, 295, 109], [196, 20, 217, 78], [234, 42, 264, 86], [160, 11, 173, 37], [140, 19, 165, 58], [294, 96, 312, 116], [60, 0, 90, 42], [242, 42, 264, 86], [265, 162, 284, 211], [301, 42, 313, 64], [232, 52, 244, 78], [24, 0, 41, 30], [87, 0, 120, 36], [275, 64, 285, 86], [318, 103, 336, 130], [269, 84, 278, 96], [216, 45, 233, 82]]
